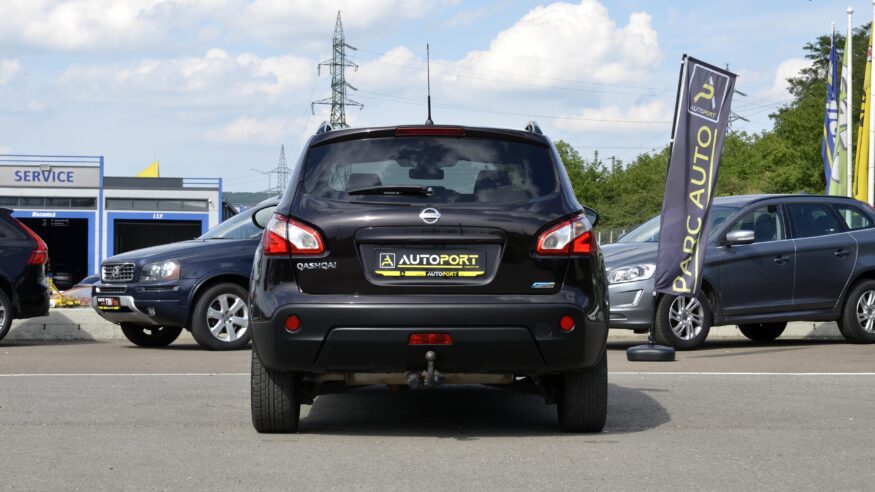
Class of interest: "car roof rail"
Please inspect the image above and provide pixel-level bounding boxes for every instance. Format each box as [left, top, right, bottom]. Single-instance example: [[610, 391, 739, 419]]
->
[[525, 121, 543, 134], [316, 121, 332, 134]]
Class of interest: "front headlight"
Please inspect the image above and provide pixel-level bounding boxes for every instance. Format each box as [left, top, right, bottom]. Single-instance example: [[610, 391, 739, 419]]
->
[[140, 261, 181, 282], [607, 263, 655, 285]]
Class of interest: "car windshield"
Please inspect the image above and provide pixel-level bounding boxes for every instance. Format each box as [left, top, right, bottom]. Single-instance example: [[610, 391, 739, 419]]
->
[[303, 136, 558, 204], [617, 205, 738, 243], [199, 210, 260, 240]]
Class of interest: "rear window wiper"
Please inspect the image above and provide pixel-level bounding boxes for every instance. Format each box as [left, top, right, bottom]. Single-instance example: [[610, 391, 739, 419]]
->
[[348, 185, 435, 197]]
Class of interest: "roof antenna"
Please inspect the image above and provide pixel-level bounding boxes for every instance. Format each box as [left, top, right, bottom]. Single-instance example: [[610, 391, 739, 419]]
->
[[425, 43, 434, 126]]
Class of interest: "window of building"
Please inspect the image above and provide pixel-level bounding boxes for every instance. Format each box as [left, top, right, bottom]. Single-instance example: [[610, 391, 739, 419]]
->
[[106, 198, 209, 212], [0, 196, 96, 209]]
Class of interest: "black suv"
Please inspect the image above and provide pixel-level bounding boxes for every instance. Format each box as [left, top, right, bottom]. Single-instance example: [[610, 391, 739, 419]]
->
[[249, 123, 609, 433], [0, 208, 50, 341]]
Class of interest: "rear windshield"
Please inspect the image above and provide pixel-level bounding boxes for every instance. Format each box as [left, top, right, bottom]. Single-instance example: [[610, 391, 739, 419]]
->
[[302, 137, 558, 204]]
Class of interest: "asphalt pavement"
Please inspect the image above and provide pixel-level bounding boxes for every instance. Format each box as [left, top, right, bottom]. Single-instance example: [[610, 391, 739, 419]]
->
[[1, 338, 874, 490]]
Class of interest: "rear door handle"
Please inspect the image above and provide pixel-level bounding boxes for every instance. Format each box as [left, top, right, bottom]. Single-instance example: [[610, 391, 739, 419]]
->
[[834, 249, 851, 258], [773, 255, 789, 264]]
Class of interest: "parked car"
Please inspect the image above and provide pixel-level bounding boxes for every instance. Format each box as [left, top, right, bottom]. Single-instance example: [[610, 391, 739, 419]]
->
[[0, 207, 50, 341], [604, 194, 875, 349], [249, 122, 609, 433], [91, 197, 279, 350]]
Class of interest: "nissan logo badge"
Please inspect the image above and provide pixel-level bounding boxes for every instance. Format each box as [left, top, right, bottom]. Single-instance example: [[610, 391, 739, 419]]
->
[[419, 208, 441, 224]]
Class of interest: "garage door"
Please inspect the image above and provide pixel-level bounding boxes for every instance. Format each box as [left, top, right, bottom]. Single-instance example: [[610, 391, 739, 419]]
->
[[113, 219, 202, 255]]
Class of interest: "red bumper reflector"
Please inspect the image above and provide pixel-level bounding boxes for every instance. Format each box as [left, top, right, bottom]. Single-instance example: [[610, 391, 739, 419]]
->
[[284, 315, 301, 333], [559, 316, 575, 332], [408, 333, 452, 345]]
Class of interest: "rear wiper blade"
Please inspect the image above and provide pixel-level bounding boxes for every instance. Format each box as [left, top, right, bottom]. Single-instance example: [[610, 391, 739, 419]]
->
[[348, 185, 435, 196]]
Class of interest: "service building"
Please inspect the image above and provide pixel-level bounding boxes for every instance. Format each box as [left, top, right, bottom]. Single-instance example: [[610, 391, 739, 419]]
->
[[0, 154, 234, 288]]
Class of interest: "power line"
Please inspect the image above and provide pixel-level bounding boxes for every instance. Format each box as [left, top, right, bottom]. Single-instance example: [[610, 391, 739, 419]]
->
[[355, 89, 672, 125], [351, 46, 674, 95]]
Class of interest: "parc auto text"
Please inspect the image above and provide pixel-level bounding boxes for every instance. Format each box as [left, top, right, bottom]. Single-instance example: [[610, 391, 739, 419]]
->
[[672, 82, 718, 295]]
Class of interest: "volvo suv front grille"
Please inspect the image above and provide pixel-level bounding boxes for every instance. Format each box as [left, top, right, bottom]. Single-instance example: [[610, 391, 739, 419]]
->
[[101, 263, 135, 282]]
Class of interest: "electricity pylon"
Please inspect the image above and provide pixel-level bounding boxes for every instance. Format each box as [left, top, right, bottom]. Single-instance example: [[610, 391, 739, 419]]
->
[[311, 11, 363, 128]]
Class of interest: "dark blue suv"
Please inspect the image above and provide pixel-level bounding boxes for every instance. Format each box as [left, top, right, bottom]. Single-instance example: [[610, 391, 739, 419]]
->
[[92, 197, 278, 350]]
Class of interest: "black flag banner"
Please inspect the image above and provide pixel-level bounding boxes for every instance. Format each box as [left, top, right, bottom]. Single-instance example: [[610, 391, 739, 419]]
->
[[654, 56, 737, 296]]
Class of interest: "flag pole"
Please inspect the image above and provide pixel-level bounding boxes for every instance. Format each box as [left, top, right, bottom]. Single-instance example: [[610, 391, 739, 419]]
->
[[870, 1, 875, 205], [848, 6, 855, 198]]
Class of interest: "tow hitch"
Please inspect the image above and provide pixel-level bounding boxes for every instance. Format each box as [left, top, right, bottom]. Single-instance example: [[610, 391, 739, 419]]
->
[[406, 350, 445, 389]]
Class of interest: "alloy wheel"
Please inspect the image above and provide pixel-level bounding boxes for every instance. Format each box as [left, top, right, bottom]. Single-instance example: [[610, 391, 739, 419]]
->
[[206, 293, 249, 342], [668, 296, 704, 341], [855, 290, 875, 334]]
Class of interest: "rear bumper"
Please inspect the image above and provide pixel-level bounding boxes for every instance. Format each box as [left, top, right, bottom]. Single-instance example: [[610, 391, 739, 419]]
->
[[16, 291, 50, 319], [252, 295, 608, 375]]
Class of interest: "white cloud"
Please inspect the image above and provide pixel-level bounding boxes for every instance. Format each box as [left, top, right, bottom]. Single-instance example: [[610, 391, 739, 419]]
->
[[758, 57, 809, 100], [450, 0, 661, 89], [0, 59, 21, 85], [205, 116, 307, 144], [553, 99, 672, 133], [0, 0, 440, 51], [59, 49, 311, 104], [0, 0, 166, 51]]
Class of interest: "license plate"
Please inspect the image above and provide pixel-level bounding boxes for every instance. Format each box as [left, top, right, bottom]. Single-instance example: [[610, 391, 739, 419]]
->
[[374, 249, 486, 278], [96, 296, 121, 310]]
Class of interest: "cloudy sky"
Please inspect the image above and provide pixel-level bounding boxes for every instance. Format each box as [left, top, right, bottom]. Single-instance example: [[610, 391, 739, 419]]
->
[[0, 0, 869, 191]]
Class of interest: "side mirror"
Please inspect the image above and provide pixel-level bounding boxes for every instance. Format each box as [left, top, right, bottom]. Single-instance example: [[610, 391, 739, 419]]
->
[[724, 230, 755, 246], [252, 207, 275, 229], [582, 207, 599, 228]]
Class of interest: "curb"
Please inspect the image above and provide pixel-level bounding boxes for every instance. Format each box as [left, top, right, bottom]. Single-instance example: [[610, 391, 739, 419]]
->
[[7, 308, 846, 342], [608, 321, 843, 341]]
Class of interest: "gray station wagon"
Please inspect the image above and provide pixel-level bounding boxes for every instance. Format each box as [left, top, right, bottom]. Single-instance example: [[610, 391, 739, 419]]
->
[[604, 194, 875, 349]]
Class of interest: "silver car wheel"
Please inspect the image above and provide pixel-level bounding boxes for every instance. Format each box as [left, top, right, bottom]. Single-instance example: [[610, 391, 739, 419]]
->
[[668, 296, 704, 341], [0, 301, 6, 328], [855, 290, 875, 334], [205, 293, 249, 342]]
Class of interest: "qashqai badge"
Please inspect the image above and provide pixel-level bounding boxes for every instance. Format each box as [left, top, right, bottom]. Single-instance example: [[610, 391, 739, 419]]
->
[[419, 208, 441, 224]]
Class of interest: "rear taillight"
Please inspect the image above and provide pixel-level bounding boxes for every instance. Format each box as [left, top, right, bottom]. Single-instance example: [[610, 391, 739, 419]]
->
[[536, 214, 596, 256], [16, 220, 48, 265], [262, 214, 325, 256]]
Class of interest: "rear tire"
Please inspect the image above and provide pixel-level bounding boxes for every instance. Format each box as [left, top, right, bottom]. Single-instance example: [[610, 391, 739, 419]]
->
[[737, 322, 787, 342], [0, 289, 13, 341], [558, 352, 607, 433], [653, 294, 711, 350], [190, 283, 251, 351], [120, 323, 182, 347], [251, 348, 300, 433], [839, 280, 875, 343]]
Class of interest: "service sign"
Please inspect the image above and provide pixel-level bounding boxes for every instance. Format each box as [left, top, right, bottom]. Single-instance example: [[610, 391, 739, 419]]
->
[[0, 165, 101, 188], [654, 56, 737, 297]]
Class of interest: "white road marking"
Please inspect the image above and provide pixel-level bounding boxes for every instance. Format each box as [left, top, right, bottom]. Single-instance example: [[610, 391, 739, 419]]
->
[[612, 372, 875, 376], [0, 372, 874, 377], [0, 373, 249, 377]]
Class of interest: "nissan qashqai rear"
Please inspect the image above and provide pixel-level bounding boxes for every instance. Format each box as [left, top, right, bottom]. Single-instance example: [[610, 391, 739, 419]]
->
[[249, 123, 609, 433]]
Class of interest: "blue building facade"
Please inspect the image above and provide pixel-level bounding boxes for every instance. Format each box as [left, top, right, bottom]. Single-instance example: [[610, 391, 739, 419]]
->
[[0, 155, 227, 288]]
